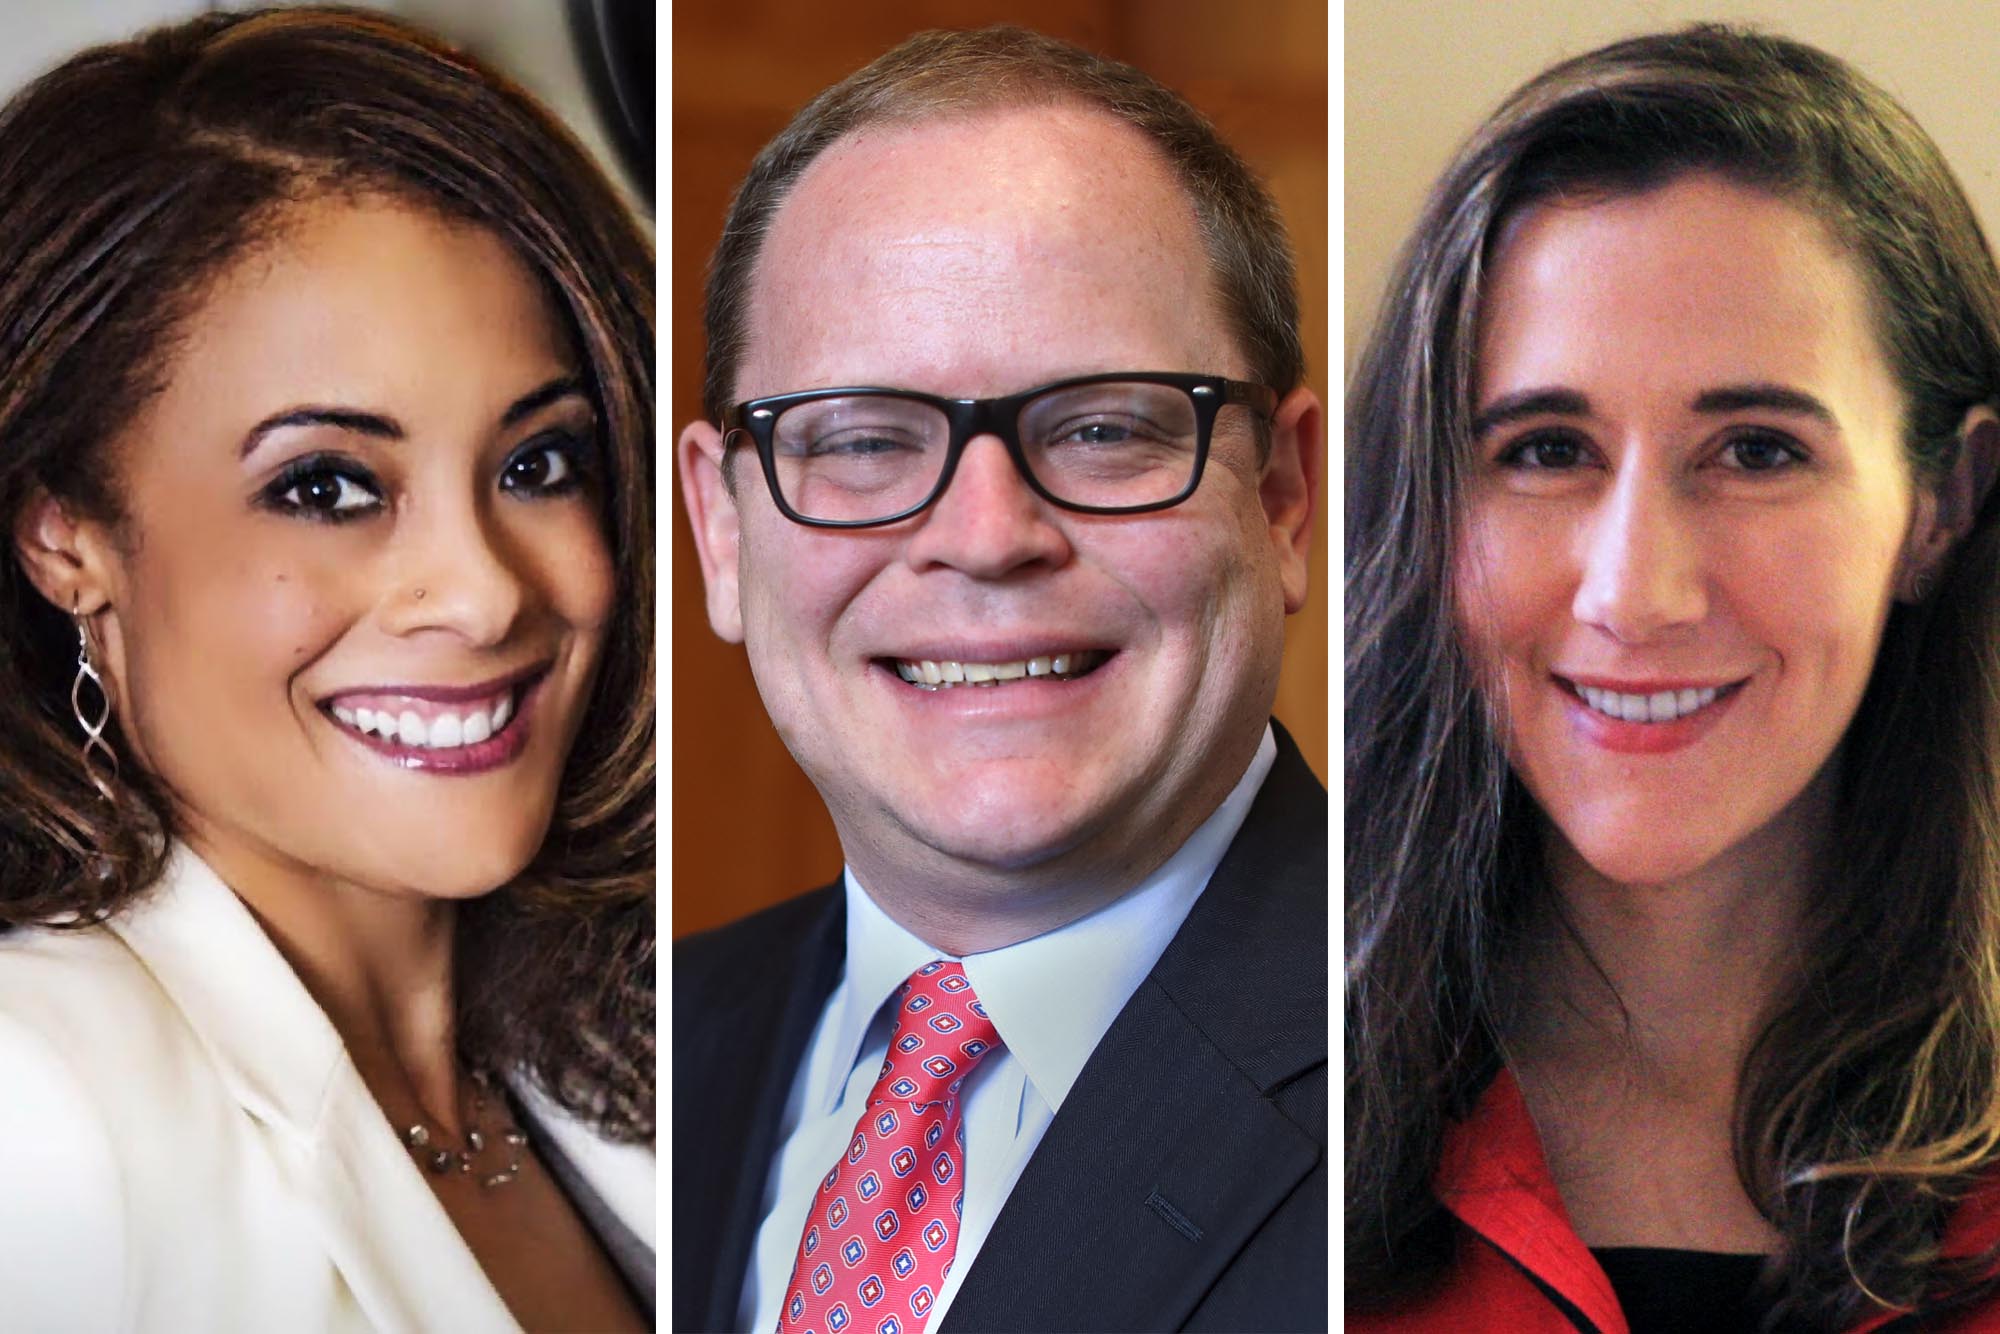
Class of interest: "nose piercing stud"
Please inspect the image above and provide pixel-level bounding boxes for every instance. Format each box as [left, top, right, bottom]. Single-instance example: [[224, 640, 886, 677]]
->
[[414, 588, 426, 600]]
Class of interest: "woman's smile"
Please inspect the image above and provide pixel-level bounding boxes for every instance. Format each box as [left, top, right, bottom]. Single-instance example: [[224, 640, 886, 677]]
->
[[97, 196, 614, 898], [320, 663, 548, 772], [1553, 673, 1750, 756], [1458, 172, 1925, 887]]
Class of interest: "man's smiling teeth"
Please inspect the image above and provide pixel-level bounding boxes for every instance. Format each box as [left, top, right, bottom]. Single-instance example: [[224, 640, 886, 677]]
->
[[330, 693, 513, 748], [893, 651, 1103, 689], [1576, 683, 1724, 724]]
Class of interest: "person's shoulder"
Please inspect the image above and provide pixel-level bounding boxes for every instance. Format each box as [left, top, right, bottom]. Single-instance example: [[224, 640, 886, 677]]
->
[[673, 881, 841, 982], [0, 918, 194, 1058], [0, 926, 137, 1326], [1262, 721, 1329, 837], [0, 918, 235, 1168]]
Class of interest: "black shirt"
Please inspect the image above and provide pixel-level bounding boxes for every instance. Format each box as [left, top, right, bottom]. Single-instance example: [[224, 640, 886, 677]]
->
[[1592, 1247, 1768, 1334]]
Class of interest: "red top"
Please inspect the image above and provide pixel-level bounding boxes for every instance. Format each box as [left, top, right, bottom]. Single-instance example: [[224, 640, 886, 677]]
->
[[1349, 1070, 2000, 1333]]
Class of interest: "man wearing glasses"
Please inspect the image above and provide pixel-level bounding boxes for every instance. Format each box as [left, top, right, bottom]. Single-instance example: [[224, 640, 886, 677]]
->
[[675, 26, 1324, 1333]]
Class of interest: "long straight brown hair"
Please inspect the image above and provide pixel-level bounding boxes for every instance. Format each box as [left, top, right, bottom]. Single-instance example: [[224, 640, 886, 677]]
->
[[0, 8, 655, 1140], [1347, 25, 2000, 1326]]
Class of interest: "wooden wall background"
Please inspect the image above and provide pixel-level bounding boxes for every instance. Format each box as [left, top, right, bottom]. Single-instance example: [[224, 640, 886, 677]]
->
[[671, 0, 1328, 938]]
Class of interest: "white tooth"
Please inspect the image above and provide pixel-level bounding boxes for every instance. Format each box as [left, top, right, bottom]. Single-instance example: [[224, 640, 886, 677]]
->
[[430, 713, 463, 748], [1618, 693, 1648, 723], [992, 660, 1026, 681], [921, 660, 942, 685], [896, 661, 919, 682], [1051, 654, 1071, 675], [353, 707, 374, 731], [398, 711, 428, 746], [1647, 690, 1677, 723], [963, 662, 995, 683], [492, 693, 513, 730], [1027, 656, 1052, 677], [1580, 686, 1602, 711], [462, 710, 492, 744], [941, 661, 965, 683], [335, 705, 357, 725], [1698, 687, 1718, 706], [1677, 689, 1699, 714]]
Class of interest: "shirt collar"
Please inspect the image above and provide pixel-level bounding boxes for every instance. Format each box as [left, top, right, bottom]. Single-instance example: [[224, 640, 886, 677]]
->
[[823, 725, 1277, 1116]]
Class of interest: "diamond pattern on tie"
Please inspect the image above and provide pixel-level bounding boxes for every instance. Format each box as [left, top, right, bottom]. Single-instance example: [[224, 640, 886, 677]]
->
[[779, 961, 1002, 1334]]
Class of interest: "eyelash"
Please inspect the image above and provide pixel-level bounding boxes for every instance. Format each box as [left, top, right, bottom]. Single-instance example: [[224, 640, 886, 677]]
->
[[257, 430, 599, 524], [1493, 430, 1589, 470], [1714, 429, 1809, 472], [1491, 427, 1810, 474]]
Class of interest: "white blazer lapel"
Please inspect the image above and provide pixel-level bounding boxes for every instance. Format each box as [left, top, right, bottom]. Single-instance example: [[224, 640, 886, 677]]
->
[[513, 1079, 657, 1251], [108, 844, 519, 1332], [309, 1066, 519, 1332]]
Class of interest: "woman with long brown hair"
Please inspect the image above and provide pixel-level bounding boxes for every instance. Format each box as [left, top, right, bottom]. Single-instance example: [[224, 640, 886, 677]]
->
[[0, 9, 653, 1328], [1348, 25, 2000, 1332]]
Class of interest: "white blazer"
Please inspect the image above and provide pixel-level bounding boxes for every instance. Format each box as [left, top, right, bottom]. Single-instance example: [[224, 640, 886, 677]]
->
[[0, 844, 655, 1332]]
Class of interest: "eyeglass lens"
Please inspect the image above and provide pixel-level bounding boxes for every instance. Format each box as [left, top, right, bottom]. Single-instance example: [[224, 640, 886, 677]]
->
[[766, 379, 1214, 523]]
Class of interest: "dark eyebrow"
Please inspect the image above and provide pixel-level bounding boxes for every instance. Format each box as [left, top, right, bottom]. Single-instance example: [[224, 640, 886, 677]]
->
[[1471, 382, 1838, 441], [502, 374, 587, 427], [1472, 388, 1589, 439], [238, 374, 585, 459], [239, 406, 401, 458], [1690, 382, 1837, 426]]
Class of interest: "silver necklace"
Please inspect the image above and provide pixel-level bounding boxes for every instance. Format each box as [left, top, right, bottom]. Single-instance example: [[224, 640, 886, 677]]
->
[[401, 1074, 528, 1188]]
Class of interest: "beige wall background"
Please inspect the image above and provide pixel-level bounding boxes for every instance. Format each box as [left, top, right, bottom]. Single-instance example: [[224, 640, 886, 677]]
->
[[1346, 0, 2000, 375]]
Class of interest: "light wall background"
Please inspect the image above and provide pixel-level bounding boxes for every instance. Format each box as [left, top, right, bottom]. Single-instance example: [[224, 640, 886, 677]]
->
[[673, 0, 1328, 938], [1346, 0, 2000, 376]]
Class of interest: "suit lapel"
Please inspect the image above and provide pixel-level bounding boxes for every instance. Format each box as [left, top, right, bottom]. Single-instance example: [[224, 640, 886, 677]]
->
[[673, 886, 846, 1331], [514, 1080, 657, 1252], [109, 844, 518, 1331], [306, 1067, 520, 1332], [943, 730, 1327, 1331]]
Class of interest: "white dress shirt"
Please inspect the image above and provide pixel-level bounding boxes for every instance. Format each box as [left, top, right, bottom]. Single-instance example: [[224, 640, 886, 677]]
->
[[740, 726, 1277, 1332]]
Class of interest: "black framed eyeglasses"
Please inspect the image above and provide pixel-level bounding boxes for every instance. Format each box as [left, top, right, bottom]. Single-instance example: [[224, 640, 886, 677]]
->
[[720, 371, 1278, 528]]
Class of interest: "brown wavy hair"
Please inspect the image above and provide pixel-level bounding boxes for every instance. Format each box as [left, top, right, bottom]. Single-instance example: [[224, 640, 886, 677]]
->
[[1348, 24, 2000, 1328], [0, 7, 654, 1140]]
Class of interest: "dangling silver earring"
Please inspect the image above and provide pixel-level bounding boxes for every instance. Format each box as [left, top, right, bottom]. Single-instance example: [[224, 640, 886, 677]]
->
[[1911, 570, 1934, 601], [70, 597, 118, 803]]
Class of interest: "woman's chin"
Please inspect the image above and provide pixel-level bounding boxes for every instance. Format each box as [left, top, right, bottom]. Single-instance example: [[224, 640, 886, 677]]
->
[[1557, 830, 1734, 891], [322, 825, 549, 903]]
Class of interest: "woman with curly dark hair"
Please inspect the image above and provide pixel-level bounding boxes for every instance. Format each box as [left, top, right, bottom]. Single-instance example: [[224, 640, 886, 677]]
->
[[1347, 24, 2000, 1333], [0, 8, 653, 1328]]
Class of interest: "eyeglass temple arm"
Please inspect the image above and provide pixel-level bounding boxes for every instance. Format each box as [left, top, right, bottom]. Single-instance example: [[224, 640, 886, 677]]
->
[[1221, 379, 1280, 419]]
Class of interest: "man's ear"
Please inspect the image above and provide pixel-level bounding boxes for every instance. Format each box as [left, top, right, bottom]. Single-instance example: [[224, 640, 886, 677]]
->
[[1260, 387, 1322, 615], [1899, 405, 2000, 601], [678, 419, 746, 643], [12, 488, 116, 616]]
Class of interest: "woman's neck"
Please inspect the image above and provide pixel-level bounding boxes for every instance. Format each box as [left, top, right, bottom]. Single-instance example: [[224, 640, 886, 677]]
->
[[179, 823, 466, 1129], [1517, 769, 1834, 1088], [1499, 777, 1836, 1253]]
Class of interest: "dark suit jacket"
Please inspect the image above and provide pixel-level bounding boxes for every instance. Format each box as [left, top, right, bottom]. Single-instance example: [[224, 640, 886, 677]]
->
[[673, 728, 1327, 1332]]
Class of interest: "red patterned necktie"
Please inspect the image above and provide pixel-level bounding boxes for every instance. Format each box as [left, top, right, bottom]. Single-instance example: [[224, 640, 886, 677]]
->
[[778, 960, 1003, 1334]]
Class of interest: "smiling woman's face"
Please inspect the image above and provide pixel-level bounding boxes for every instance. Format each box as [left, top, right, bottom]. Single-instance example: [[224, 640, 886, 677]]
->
[[85, 196, 613, 899], [1457, 173, 1934, 889]]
